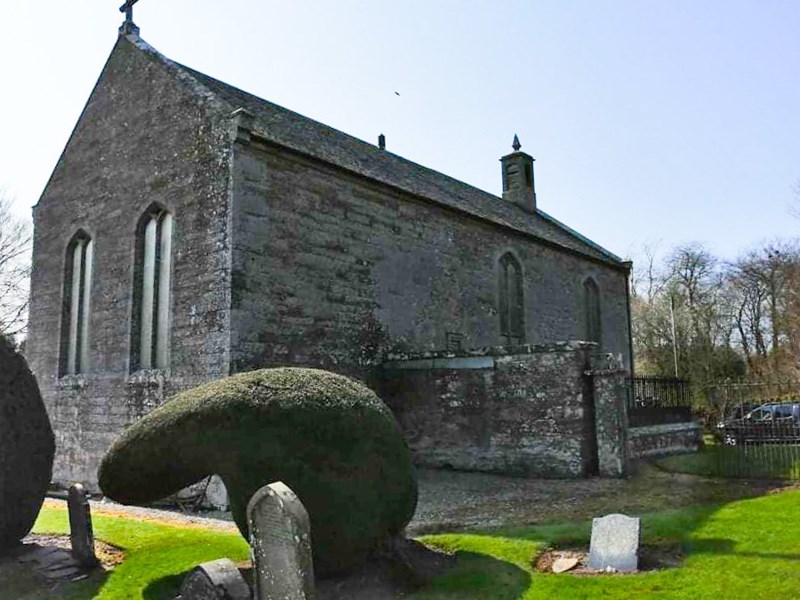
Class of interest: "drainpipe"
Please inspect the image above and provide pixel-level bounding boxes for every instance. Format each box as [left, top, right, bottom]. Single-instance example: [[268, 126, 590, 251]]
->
[[623, 262, 635, 377]]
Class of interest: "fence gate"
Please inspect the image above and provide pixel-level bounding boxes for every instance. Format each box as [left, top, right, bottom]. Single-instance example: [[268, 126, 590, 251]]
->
[[704, 379, 800, 479]]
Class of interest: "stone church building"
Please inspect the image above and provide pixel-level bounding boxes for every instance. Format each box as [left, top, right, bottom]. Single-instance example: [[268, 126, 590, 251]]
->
[[26, 28, 634, 490]]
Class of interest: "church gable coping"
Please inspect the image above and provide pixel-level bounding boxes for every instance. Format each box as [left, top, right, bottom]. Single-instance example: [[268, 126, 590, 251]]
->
[[125, 34, 626, 269]]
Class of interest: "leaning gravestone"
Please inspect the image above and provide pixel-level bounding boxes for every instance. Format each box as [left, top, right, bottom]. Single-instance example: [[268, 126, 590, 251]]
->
[[248, 481, 315, 600], [67, 483, 98, 568], [177, 558, 251, 600], [0, 335, 55, 553], [588, 513, 640, 572]]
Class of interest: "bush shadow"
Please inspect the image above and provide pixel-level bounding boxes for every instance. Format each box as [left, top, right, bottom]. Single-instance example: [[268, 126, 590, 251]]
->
[[142, 572, 185, 600], [409, 550, 529, 600]]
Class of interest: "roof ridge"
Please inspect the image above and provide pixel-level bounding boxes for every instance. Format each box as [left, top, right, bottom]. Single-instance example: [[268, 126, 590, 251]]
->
[[176, 63, 504, 203], [126, 35, 626, 269]]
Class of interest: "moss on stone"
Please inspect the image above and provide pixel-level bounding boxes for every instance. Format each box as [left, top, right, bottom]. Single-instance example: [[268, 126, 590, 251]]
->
[[98, 367, 417, 576]]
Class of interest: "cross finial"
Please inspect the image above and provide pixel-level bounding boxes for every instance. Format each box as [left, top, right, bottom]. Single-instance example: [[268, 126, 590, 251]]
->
[[119, 0, 141, 36], [512, 134, 521, 152]]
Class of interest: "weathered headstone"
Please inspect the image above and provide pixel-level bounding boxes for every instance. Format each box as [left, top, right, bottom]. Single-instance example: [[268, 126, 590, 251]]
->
[[177, 558, 251, 600], [68, 483, 98, 568], [247, 481, 315, 600], [587, 513, 640, 572]]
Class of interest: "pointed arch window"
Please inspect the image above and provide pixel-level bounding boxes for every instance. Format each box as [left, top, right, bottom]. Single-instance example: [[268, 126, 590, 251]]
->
[[131, 206, 173, 371], [60, 231, 93, 376], [499, 252, 524, 345], [584, 277, 602, 348]]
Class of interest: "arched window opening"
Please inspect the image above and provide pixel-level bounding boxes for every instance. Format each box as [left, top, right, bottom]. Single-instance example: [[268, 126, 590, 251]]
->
[[131, 206, 173, 371], [60, 231, 93, 376], [584, 277, 602, 348], [499, 252, 524, 345]]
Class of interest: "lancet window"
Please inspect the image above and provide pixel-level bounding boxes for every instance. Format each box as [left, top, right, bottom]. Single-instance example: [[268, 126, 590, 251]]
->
[[60, 231, 93, 375], [584, 277, 602, 348], [131, 206, 173, 371], [499, 252, 524, 345]]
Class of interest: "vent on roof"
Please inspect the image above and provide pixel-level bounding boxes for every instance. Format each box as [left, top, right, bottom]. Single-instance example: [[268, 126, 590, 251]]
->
[[378, 134, 386, 150]]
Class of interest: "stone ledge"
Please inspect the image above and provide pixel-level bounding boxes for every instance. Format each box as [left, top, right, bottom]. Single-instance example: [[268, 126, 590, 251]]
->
[[628, 421, 702, 460], [628, 422, 701, 436], [385, 341, 597, 363], [126, 370, 168, 387], [56, 374, 88, 390]]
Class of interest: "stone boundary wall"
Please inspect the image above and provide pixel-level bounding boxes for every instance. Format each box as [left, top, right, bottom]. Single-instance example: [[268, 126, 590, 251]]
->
[[628, 422, 702, 459], [380, 342, 629, 478]]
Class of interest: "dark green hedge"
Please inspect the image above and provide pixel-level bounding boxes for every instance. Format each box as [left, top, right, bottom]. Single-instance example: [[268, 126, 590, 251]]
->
[[98, 368, 417, 575], [0, 335, 54, 553]]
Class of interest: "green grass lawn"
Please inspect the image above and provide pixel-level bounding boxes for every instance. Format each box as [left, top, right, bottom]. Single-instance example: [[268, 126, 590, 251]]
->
[[18, 489, 800, 599], [22, 509, 250, 600]]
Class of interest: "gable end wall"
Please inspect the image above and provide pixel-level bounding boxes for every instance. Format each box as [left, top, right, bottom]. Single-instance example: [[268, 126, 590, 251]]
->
[[26, 36, 233, 488]]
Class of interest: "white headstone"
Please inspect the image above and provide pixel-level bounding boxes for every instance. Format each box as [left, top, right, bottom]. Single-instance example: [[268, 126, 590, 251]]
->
[[247, 481, 315, 600], [587, 513, 640, 572]]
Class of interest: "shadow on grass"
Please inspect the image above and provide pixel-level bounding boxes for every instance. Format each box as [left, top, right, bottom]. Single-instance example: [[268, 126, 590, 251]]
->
[[141, 553, 529, 600], [0, 559, 110, 600], [410, 551, 529, 600], [142, 572, 186, 600], [686, 537, 800, 562]]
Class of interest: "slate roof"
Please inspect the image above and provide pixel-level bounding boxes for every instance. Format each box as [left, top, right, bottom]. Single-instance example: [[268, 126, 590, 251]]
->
[[132, 36, 626, 268]]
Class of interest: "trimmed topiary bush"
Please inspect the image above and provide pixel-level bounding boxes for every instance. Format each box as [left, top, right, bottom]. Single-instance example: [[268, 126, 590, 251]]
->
[[0, 335, 55, 553], [98, 368, 417, 576]]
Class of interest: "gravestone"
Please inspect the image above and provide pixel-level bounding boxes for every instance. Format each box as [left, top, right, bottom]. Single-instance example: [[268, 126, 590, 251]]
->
[[247, 481, 315, 600], [67, 483, 98, 568], [177, 558, 251, 600], [588, 513, 640, 572]]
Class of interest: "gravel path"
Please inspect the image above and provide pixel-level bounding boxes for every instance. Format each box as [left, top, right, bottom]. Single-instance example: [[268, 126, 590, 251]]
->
[[44, 463, 783, 536]]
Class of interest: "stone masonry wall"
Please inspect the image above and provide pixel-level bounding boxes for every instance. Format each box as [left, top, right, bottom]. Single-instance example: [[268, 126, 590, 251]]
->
[[628, 422, 702, 459], [591, 368, 630, 477], [228, 140, 631, 379], [25, 36, 233, 488], [378, 342, 605, 478]]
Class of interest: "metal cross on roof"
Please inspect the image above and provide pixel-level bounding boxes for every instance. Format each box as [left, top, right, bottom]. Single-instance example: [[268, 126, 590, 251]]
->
[[119, 0, 141, 35]]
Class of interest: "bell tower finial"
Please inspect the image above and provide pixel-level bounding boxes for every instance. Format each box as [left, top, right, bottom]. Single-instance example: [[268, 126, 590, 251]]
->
[[500, 135, 536, 212]]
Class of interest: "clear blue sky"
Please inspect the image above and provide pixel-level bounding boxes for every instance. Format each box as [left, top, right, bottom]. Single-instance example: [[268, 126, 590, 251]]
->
[[1, 1, 798, 263]]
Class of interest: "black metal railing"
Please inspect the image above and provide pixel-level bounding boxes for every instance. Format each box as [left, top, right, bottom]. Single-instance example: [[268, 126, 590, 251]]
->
[[702, 379, 800, 479], [627, 376, 693, 427]]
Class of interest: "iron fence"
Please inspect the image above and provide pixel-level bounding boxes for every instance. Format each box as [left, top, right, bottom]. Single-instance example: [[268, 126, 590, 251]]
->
[[703, 379, 800, 479], [627, 376, 693, 427]]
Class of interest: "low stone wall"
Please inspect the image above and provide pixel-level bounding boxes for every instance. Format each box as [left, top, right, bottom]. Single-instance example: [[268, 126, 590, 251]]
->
[[379, 342, 628, 478], [628, 422, 702, 459]]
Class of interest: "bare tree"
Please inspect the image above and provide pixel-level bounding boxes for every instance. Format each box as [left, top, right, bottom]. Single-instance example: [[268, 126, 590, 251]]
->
[[0, 192, 31, 338], [728, 241, 800, 376]]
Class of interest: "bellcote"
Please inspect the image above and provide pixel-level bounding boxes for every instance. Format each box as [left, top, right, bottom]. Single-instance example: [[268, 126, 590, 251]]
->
[[500, 135, 536, 212]]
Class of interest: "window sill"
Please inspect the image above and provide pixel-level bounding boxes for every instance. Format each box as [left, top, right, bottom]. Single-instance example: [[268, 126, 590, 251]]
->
[[57, 374, 88, 390], [126, 369, 169, 386]]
